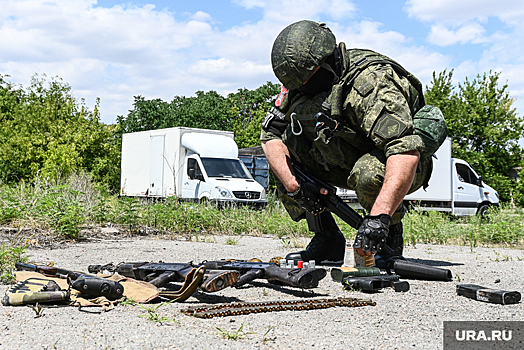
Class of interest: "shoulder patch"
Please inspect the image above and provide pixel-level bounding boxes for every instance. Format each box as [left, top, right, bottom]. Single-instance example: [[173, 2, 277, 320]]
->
[[275, 86, 288, 107]]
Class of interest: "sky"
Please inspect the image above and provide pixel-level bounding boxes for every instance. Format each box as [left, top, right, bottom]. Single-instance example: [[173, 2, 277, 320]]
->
[[1, 0, 524, 125]]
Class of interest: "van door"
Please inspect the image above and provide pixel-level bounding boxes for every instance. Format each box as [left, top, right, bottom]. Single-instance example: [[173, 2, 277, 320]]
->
[[453, 163, 481, 215], [182, 157, 203, 199], [149, 135, 165, 196]]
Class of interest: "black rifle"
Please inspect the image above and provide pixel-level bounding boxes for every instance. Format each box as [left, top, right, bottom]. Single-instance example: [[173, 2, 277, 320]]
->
[[15, 262, 89, 280], [292, 165, 453, 281], [201, 260, 327, 289], [88, 262, 240, 293], [292, 165, 362, 231], [89, 260, 326, 290], [343, 274, 410, 293]]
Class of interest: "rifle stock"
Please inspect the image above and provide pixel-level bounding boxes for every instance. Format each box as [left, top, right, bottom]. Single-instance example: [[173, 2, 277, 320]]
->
[[201, 260, 327, 289]]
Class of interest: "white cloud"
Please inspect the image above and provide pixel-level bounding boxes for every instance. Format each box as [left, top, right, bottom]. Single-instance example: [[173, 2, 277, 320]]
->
[[428, 23, 487, 46], [1, 0, 522, 125], [405, 0, 524, 24]]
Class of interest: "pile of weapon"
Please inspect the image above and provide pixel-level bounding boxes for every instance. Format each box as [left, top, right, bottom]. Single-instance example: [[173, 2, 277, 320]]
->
[[4, 258, 328, 306], [331, 258, 453, 293]]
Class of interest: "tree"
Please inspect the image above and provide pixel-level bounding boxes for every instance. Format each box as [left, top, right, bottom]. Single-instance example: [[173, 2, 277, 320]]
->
[[0, 75, 120, 191], [425, 70, 524, 202], [230, 82, 281, 149], [117, 82, 281, 150], [118, 91, 232, 134]]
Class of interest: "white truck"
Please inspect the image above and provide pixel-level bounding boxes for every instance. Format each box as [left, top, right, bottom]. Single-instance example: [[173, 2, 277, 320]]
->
[[337, 138, 499, 217], [120, 127, 267, 208]]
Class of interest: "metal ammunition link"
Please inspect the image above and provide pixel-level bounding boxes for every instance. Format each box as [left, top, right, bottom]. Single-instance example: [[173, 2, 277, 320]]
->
[[180, 297, 375, 318]]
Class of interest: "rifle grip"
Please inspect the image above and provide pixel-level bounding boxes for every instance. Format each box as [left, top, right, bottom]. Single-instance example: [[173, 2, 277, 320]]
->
[[149, 271, 177, 287], [234, 269, 264, 287]]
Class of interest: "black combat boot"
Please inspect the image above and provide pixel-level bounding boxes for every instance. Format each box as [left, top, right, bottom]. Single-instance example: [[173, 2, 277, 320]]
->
[[374, 221, 404, 269], [285, 212, 346, 266]]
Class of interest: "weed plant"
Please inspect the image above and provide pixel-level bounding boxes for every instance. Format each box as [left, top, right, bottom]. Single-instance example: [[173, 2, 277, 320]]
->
[[2, 173, 524, 256]]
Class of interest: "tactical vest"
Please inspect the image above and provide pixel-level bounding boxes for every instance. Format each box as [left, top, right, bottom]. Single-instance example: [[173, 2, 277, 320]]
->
[[331, 47, 425, 118], [282, 46, 427, 172]]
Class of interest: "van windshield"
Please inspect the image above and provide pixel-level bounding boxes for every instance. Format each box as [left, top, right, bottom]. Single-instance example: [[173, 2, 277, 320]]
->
[[201, 158, 252, 179]]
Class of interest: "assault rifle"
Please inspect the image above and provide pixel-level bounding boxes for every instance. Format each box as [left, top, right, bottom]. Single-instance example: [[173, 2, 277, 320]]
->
[[293, 165, 453, 282], [201, 260, 327, 289], [88, 260, 327, 291], [292, 165, 362, 230], [88, 262, 239, 293]]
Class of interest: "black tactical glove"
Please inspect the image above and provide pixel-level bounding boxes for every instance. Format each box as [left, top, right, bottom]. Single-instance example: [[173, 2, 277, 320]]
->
[[353, 214, 392, 254], [287, 180, 326, 214]]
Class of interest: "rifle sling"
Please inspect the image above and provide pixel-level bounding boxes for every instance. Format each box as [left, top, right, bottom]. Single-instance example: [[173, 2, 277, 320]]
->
[[159, 266, 205, 302]]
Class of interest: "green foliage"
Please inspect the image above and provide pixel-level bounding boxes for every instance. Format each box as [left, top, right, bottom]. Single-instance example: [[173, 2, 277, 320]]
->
[[0, 229, 29, 283], [217, 323, 252, 340], [0, 74, 120, 192], [425, 70, 524, 203], [230, 82, 281, 149], [138, 300, 177, 323], [117, 82, 281, 149], [118, 91, 232, 134], [402, 204, 524, 248]]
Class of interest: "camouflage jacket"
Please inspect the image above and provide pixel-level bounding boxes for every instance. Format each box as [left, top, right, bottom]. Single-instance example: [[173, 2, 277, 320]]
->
[[261, 47, 427, 170]]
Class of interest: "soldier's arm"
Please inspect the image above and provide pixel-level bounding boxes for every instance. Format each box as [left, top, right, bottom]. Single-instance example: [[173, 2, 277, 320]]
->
[[261, 139, 299, 193], [370, 150, 419, 216], [347, 64, 425, 214]]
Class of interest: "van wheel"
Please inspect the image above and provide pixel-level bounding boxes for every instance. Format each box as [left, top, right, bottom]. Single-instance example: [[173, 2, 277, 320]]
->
[[477, 204, 491, 221]]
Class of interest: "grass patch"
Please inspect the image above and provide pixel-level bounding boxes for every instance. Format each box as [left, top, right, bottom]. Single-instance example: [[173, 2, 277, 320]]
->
[[2, 174, 524, 283]]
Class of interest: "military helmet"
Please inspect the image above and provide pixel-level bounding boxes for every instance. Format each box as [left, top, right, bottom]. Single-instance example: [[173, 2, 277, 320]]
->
[[271, 20, 337, 91]]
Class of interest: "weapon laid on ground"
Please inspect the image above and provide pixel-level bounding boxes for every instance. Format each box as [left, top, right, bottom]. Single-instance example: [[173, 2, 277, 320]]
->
[[293, 165, 453, 281], [342, 275, 410, 293], [331, 266, 381, 282], [201, 260, 327, 289], [89, 260, 327, 291], [457, 284, 521, 305], [15, 262, 88, 280], [88, 262, 239, 293], [14, 262, 125, 300], [1, 277, 70, 306], [386, 259, 452, 281]]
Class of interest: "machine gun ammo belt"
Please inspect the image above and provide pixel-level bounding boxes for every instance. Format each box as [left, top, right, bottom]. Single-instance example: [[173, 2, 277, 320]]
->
[[180, 297, 376, 318]]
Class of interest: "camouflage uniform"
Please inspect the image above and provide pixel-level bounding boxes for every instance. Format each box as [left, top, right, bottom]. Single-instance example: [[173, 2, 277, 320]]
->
[[261, 47, 442, 224]]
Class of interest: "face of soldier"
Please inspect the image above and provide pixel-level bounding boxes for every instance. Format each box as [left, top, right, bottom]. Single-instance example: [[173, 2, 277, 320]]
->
[[298, 66, 334, 95]]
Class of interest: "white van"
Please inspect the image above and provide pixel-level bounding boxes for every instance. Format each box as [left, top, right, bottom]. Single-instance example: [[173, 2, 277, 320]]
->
[[120, 127, 267, 208], [337, 138, 499, 217]]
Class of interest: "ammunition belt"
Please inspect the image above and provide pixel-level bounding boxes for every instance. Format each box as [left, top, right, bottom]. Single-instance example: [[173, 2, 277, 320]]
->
[[180, 297, 375, 318]]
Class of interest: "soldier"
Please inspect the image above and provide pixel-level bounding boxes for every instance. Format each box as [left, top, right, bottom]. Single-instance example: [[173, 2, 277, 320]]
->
[[261, 20, 447, 267]]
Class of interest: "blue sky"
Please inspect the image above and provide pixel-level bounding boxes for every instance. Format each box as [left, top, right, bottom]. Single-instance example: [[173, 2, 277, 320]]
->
[[1, 0, 524, 125]]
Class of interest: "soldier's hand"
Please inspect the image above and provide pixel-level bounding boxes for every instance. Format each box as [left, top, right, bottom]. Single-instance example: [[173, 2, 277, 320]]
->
[[287, 179, 327, 214], [353, 214, 392, 256]]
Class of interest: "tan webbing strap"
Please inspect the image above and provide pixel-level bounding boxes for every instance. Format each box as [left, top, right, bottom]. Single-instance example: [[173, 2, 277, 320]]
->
[[159, 266, 205, 302], [285, 95, 311, 122]]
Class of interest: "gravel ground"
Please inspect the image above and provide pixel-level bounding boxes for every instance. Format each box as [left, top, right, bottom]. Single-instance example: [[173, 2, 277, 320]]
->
[[1, 233, 523, 350]]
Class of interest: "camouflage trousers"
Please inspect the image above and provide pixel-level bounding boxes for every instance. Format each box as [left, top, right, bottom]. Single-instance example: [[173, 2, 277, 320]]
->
[[276, 147, 432, 225]]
